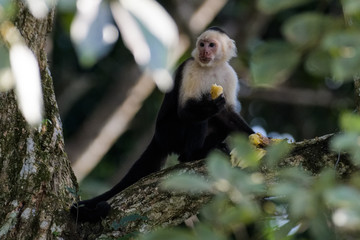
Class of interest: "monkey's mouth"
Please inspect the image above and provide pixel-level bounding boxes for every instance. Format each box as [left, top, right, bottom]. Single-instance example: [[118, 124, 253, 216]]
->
[[199, 56, 212, 63]]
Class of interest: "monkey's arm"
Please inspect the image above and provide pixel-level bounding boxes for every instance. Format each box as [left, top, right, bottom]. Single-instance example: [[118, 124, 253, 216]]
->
[[218, 107, 254, 135], [178, 94, 225, 122]]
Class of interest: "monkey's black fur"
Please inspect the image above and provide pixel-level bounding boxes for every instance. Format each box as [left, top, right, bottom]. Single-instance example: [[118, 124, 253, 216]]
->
[[71, 30, 254, 223]]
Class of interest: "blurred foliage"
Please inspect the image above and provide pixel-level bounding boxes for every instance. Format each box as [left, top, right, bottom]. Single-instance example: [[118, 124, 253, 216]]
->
[[251, 1, 360, 85], [2, 0, 360, 238], [149, 128, 360, 239]]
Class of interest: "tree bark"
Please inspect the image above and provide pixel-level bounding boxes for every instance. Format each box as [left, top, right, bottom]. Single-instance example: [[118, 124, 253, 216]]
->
[[354, 77, 360, 113], [0, 2, 78, 239], [73, 134, 356, 240]]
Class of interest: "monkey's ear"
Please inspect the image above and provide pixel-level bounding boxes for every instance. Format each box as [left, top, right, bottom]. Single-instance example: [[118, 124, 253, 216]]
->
[[228, 39, 237, 58]]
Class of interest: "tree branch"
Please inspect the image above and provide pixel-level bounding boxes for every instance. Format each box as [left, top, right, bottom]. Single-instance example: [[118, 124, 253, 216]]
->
[[74, 134, 357, 239]]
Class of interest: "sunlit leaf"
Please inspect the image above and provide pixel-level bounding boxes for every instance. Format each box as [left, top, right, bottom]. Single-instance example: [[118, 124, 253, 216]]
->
[[70, 0, 118, 67], [250, 41, 300, 86], [340, 111, 360, 133], [111, 0, 178, 91], [23, 0, 55, 19], [282, 13, 332, 48], [257, 0, 313, 14], [10, 44, 43, 126], [161, 173, 212, 193], [0, 44, 14, 91], [322, 30, 360, 81]]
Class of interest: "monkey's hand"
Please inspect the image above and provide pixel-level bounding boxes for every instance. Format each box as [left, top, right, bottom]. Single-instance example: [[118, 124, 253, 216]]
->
[[211, 93, 226, 111], [249, 133, 270, 148], [210, 84, 223, 99]]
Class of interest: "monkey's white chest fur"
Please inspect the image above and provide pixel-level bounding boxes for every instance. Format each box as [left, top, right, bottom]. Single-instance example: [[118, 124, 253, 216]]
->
[[179, 60, 239, 109]]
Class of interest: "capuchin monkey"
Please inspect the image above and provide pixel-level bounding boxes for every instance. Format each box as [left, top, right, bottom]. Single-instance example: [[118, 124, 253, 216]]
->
[[71, 27, 255, 223]]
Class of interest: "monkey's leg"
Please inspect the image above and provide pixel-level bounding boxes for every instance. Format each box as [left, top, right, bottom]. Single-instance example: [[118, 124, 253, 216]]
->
[[71, 137, 167, 222]]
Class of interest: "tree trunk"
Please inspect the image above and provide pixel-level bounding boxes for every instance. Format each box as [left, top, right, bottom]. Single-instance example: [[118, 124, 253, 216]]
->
[[0, 2, 78, 239]]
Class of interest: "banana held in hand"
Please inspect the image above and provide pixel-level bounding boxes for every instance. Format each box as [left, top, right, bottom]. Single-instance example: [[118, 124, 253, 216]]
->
[[210, 84, 223, 99]]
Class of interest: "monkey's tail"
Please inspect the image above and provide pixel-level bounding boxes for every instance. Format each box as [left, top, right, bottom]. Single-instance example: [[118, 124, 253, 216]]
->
[[71, 136, 167, 222]]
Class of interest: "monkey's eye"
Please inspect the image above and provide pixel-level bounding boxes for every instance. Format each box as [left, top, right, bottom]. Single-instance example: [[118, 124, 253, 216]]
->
[[209, 42, 216, 48], [199, 42, 205, 47]]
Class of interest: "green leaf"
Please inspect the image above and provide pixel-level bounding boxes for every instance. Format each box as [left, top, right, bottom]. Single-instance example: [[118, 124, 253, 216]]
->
[[342, 0, 360, 26], [139, 229, 195, 240], [270, 182, 297, 198], [342, 0, 360, 15], [331, 132, 360, 165], [270, 168, 313, 197], [207, 152, 233, 181], [309, 214, 336, 240], [282, 13, 331, 48], [230, 134, 266, 168], [305, 49, 332, 77], [264, 141, 293, 168], [257, 0, 313, 14], [290, 189, 315, 219], [331, 132, 359, 150], [250, 41, 300, 86], [161, 173, 212, 193], [314, 169, 336, 193], [325, 185, 360, 208], [193, 223, 227, 240], [271, 221, 299, 240], [219, 202, 261, 225], [322, 30, 360, 81], [340, 111, 360, 132]]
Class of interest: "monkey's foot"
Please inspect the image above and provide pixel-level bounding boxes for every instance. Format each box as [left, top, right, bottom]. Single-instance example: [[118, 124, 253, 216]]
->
[[70, 200, 110, 223]]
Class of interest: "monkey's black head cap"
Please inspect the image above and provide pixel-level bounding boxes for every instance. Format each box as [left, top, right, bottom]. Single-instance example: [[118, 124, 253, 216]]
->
[[207, 26, 227, 35]]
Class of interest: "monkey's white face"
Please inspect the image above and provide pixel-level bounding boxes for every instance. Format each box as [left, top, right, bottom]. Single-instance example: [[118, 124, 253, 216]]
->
[[191, 30, 237, 67], [197, 39, 218, 65]]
